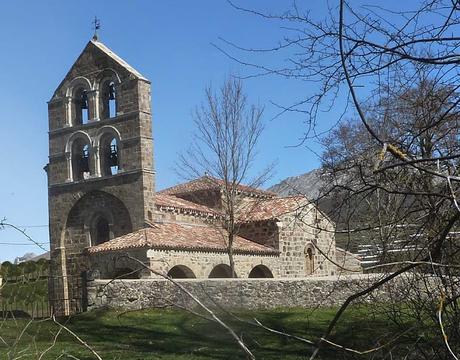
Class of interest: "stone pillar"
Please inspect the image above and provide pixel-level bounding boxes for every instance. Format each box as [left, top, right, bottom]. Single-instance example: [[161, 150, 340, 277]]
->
[[64, 97, 72, 127], [65, 151, 72, 182], [88, 90, 99, 121], [93, 145, 101, 177]]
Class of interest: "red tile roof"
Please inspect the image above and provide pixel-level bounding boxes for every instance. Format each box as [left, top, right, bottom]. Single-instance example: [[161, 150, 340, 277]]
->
[[87, 222, 278, 255], [159, 176, 276, 198], [237, 196, 309, 222], [155, 194, 221, 216]]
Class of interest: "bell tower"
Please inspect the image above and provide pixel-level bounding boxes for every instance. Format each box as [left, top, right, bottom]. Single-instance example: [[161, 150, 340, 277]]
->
[[46, 39, 155, 315]]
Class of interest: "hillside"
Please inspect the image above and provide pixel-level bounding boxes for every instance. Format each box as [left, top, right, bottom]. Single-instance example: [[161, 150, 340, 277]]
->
[[268, 169, 325, 200]]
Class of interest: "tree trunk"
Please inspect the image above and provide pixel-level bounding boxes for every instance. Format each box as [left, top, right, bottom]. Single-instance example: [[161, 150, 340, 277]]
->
[[228, 232, 236, 278]]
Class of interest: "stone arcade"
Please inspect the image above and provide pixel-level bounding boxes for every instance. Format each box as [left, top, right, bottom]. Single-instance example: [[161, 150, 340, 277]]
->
[[46, 38, 359, 315]]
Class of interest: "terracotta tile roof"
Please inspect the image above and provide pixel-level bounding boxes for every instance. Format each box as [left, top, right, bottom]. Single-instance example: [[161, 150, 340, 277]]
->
[[155, 194, 221, 216], [237, 196, 309, 222], [159, 176, 276, 198], [87, 222, 278, 255]]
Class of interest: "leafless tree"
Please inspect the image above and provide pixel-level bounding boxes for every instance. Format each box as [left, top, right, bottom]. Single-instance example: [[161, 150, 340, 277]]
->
[[220, 0, 460, 358], [179, 76, 273, 277]]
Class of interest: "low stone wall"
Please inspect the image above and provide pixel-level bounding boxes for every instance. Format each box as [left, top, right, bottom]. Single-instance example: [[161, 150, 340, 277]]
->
[[87, 274, 398, 311]]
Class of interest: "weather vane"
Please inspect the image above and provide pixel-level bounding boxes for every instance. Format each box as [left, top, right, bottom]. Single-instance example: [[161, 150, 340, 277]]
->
[[92, 16, 101, 40]]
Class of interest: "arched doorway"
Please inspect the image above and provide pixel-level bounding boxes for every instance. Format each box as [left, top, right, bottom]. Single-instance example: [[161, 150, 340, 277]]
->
[[167, 265, 196, 279], [248, 265, 274, 278], [209, 264, 235, 278]]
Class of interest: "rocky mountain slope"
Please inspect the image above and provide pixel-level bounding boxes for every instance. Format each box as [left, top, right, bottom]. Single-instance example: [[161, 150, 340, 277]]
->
[[268, 169, 326, 200]]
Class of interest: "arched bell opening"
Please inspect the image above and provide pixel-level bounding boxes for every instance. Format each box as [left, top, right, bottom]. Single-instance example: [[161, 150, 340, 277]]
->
[[209, 264, 235, 278], [71, 138, 91, 181], [100, 80, 117, 119], [100, 135, 120, 176], [167, 265, 196, 279], [248, 265, 274, 278], [73, 87, 90, 125]]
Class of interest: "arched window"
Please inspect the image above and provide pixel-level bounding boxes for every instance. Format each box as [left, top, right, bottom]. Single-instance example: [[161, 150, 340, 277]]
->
[[74, 88, 89, 125], [71, 138, 91, 180], [100, 136, 119, 176], [100, 80, 117, 119], [209, 264, 235, 278], [94, 217, 110, 245], [248, 265, 274, 278], [305, 246, 315, 275], [167, 265, 196, 279]]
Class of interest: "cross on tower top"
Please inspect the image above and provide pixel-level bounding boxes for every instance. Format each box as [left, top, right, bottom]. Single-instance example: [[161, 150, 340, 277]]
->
[[92, 16, 101, 41]]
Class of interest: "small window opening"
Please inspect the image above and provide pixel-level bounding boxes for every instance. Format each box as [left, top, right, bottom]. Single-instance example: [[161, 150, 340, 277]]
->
[[94, 217, 110, 245], [306, 248, 314, 275]]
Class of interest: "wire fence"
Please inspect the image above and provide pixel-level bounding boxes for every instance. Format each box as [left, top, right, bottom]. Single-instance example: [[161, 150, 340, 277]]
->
[[0, 272, 87, 319]]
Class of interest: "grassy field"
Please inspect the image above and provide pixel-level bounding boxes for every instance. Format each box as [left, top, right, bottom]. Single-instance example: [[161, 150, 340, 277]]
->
[[0, 305, 437, 359]]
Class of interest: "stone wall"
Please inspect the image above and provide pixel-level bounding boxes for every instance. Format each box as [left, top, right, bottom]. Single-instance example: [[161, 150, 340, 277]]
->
[[278, 204, 337, 277], [238, 220, 279, 248], [87, 275, 395, 311]]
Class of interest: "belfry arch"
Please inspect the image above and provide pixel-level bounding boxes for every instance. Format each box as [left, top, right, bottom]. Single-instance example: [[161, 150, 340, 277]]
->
[[65, 131, 92, 182], [94, 126, 122, 177], [65, 76, 92, 126], [97, 69, 121, 120]]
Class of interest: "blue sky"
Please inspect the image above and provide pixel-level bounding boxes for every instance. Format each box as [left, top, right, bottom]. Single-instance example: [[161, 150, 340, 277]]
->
[[0, 1, 346, 262]]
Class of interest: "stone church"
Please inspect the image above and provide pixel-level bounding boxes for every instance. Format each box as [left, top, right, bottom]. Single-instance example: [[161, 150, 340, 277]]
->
[[46, 37, 352, 315]]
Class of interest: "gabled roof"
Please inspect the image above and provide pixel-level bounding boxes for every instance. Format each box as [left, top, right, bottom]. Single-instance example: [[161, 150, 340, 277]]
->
[[155, 194, 221, 216], [51, 38, 147, 100], [91, 39, 147, 80], [87, 222, 278, 255], [159, 176, 276, 198], [237, 196, 310, 222]]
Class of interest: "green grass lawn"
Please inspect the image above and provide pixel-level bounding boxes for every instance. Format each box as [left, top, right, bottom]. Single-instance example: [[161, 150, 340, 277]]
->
[[0, 306, 439, 359]]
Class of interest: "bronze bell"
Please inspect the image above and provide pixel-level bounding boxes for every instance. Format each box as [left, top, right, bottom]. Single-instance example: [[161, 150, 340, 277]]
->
[[108, 83, 116, 100], [108, 144, 118, 167], [79, 154, 90, 173], [81, 91, 88, 109]]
